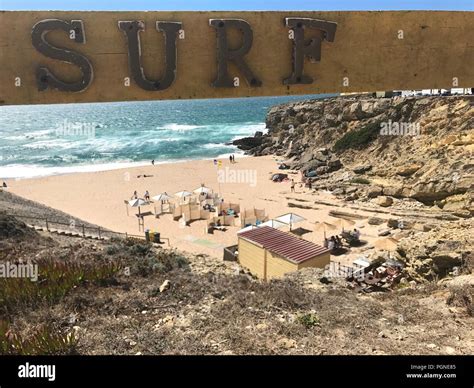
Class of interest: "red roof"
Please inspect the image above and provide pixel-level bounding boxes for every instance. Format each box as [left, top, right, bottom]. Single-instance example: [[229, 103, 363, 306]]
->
[[239, 226, 330, 264]]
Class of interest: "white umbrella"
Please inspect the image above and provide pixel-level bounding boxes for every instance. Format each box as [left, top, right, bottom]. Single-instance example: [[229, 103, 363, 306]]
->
[[128, 198, 148, 216], [193, 185, 212, 194], [314, 221, 337, 239], [329, 218, 355, 231], [274, 213, 306, 231], [174, 190, 193, 199], [152, 192, 172, 202], [259, 219, 287, 229]]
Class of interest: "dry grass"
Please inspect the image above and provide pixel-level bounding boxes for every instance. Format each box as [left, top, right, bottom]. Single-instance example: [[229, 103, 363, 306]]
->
[[1, 214, 473, 355], [447, 287, 473, 317]]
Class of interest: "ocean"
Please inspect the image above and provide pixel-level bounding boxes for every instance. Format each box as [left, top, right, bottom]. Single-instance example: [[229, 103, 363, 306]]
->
[[0, 95, 330, 179]]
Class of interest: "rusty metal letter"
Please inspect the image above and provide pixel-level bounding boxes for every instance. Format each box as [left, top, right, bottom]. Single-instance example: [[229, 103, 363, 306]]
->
[[284, 18, 337, 85], [209, 19, 262, 88], [118, 20, 182, 91], [31, 19, 93, 92]]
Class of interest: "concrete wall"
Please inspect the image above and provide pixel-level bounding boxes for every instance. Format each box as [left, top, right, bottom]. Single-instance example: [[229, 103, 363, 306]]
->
[[1, 11, 473, 105]]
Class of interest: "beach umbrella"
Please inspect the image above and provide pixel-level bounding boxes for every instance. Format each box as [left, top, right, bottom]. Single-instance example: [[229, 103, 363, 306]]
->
[[174, 190, 193, 199], [193, 185, 212, 195], [152, 192, 172, 202], [259, 219, 287, 229], [373, 237, 399, 252], [274, 213, 306, 231], [128, 198, 148, 216], [330, 218, 355, 232], [314, 221, 337, 238]]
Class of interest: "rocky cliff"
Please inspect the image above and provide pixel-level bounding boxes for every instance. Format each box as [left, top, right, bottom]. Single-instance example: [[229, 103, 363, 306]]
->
[[235, 95, 473, 215]]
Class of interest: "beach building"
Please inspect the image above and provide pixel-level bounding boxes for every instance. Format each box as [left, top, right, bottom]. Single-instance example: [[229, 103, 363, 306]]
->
[[237, 226, 330, 281]]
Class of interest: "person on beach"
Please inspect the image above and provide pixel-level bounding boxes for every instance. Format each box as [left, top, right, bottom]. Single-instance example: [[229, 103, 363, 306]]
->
[[151, 159, 155, 166], [144, 190, 150, 201], [290, 179, 295, 193], [352, 228, 361, 239], [132, 190, 138, 199], [2, 182, 6, 188], [328, 238, 335, 250], [229, 155, 233, 164]]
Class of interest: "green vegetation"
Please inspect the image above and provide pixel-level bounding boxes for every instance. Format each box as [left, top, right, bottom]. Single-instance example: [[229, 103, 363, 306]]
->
[[106, 238, 189, 276], [297, 312, 320, 328], [0, 259, 121, 313], [334, 121, 381, 151], [350, 177, 371, 185], [0, 321, 77, 355]]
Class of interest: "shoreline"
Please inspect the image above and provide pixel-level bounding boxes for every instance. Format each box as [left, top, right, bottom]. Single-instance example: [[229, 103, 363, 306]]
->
[[0, 152, 250, 181]]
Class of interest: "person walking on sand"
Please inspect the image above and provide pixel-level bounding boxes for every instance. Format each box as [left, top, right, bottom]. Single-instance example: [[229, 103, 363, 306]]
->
[[132, 190, 138, 200], [144, 190, 150, 201], [290, 179, 296, 193], [151, 159, 155, 166], [229, 155, 233, 164]]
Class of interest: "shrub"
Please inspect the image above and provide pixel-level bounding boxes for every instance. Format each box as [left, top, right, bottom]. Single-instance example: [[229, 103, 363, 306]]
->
[[104, 238, 189, 277], [334, 121, 381, 151], [447, 288, 473, 317], [105, 244, 120, 255], [0, 321, 77, 355], [297, 312, 321, 328]]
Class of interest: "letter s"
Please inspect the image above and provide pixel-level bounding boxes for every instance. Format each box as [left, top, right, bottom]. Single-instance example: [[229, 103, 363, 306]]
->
[[32, 19, 93, 92]]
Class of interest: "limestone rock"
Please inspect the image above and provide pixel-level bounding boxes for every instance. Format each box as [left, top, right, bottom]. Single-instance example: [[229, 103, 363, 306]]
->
[[396, 164, 423, 177], [159, 279, 171, 293], [367, 186, 383, 198], [353, 165, 372, 174], [376, 196, 394, 207]]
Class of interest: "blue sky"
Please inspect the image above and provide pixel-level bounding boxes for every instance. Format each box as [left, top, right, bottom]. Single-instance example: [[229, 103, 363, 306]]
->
[[1, 0, 473, 11]]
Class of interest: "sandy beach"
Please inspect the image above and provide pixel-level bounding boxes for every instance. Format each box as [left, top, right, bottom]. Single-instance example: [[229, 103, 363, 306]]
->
[[6, 155, 384, 260]]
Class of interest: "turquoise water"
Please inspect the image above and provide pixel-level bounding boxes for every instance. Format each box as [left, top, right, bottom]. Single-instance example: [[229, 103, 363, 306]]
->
[[0, 95, 329, 179]]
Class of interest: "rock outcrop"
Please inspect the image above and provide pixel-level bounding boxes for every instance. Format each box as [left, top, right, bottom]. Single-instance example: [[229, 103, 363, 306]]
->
[[236, 95, 473, 214]]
